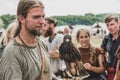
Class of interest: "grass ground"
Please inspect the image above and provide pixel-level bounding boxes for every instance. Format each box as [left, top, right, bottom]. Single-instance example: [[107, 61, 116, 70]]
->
[[90, 35, 104, 47]]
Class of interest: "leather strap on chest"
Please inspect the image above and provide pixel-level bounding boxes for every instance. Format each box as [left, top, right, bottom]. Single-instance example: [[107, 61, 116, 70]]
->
[[38, 43, 46, 80]]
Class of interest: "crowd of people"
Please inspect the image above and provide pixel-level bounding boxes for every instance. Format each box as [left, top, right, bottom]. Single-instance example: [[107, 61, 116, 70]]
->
[[0, 0, 120, 80]]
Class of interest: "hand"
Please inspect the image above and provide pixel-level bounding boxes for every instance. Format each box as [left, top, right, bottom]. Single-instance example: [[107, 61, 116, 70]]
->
[[70, 63, 76, 76], [50, 51, 60, 58], [71, 62, 76, 68], [83, 63, 92, 70]]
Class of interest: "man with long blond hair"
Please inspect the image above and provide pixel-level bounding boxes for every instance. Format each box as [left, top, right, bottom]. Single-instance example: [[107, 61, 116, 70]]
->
[[0, 0, 52, 80]]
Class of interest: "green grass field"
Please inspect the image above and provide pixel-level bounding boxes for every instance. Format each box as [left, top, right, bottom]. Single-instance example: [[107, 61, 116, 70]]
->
[[90, 35, 104, 47]]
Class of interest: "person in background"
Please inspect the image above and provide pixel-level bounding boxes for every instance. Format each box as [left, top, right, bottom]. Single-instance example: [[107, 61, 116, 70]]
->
[[0, 20, 18, 58], [64, 27, 70, 35], [101, 14, 120, 80], [57, 30, 64, 34], [43, 17, 66, 79], [68, 25, 74, 34], [76, 28, 107, 80], [2, 20, 18, 46], [0, 0, 52, 80]]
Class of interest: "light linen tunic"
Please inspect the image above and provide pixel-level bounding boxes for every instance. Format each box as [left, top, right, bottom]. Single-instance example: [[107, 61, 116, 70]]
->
[[44, 34, 65, 73], [0, 38, 52, 80]]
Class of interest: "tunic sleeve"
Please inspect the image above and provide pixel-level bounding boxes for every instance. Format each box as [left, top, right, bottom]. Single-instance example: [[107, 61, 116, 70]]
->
[[0, 47, 22, 80], [95, 47, 106, 55], [95, 47, 108, 69]]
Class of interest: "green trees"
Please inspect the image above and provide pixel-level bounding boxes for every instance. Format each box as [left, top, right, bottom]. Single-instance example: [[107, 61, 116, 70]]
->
[[0, 13, 119, 29], [0, 14, 16, 29], [52, 13, 108, 26], [0, 18, 4, 29]]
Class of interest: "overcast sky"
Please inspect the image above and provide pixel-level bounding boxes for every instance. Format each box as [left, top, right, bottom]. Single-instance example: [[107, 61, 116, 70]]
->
[[0, 0, 120, 16]]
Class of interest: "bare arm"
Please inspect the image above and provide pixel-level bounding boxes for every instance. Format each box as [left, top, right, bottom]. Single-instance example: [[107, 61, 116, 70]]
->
[[84, 54, 105, 73], [114, 59, 120, 80]]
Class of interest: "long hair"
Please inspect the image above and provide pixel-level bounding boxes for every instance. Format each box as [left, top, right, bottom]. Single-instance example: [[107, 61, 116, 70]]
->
[[76, 28, 97, 65], [115, 45, 120, 70], [3, 20, 18, 45], [17, 0, 44, 18], [59, 35, 81, 62], [16, 0, 44, 36], [76, 28, 90, 42], [116, 30, 120, 41]]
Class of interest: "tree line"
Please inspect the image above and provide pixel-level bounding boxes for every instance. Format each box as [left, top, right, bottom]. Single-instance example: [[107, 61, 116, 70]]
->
[[0, 13, 120, 29]]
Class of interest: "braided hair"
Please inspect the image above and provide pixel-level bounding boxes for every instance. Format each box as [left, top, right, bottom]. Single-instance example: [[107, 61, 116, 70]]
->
[[59, 35, 81, 63]]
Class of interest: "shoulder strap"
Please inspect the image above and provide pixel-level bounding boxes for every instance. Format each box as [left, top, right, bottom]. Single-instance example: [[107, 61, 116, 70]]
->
[[38, 42, 46, 80]]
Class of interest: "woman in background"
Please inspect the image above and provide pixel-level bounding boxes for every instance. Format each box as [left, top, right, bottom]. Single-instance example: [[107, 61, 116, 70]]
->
[[0, 20, 18, 58], [3, 20, 18, 46], [76, 28, 107, 80]]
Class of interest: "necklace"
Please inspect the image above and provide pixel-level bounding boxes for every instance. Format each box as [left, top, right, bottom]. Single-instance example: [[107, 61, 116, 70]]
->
[[18, 34, 38, 46], [48, 33, 56, 43], [18, 34, 28, 46]]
